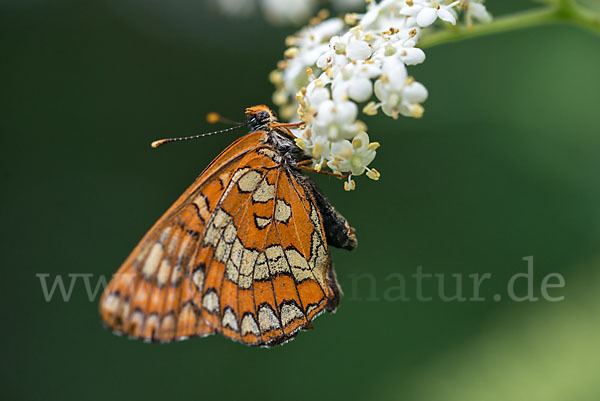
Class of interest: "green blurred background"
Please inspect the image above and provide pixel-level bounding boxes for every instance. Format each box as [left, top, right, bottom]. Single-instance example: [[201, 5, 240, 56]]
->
[[2, 0, 599, 400]]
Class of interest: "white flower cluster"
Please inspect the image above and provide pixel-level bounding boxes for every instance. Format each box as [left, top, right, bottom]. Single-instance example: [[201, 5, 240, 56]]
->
[[270, 0, 492, 190]]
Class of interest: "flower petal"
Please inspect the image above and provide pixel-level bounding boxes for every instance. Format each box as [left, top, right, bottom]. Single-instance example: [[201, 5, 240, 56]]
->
[[416, 8, 438, 27], [347, 39, 372, 60], [437, 8, 457, 25], [348, 78, 373, 102], [336, 100, 358, 123], [403, 82, 428, 103], [399, 47, 426, 65]]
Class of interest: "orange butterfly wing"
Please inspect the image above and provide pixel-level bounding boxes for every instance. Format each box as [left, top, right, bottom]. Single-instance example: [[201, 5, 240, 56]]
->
[[100, 130, 344, 346]]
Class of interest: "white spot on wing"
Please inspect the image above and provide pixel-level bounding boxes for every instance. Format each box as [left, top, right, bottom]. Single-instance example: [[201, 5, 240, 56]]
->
[[241, 314, 260, 336], [286, 248, 312, 282], [258, 306, 281, 332], [310, 204, 320, 226], [239, 248, 259, 290], [177, 235, 192, 261], [225, 258, 239, 284], [274, 199, 292, 223], [202, 291, 219, 313], [266, 245, 291, 275], [192, 267, 204, 290], [222, 309, 239, 331], [230, 239, 244, 267], [204, 209, 232, 247], [212, 209, 231, 229], [238, 275, 252, 289], [309, 231, 328, 290], [280, 303, 304, 326], [240, 249, 259, 276], [254, 253, 269, 280], [237, 170, 262, 192], [102, 294, 120, 314], [156, 259, 171, 286], [255, 215, 271, 229], [142, 243, 163, 278], [252, 178, 275, 203], [223, 223, 237, 244], [171, 265, 182, 286]]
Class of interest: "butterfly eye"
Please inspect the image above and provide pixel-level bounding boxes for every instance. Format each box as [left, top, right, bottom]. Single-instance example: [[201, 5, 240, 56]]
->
[[248, 110, 272, 129], [256, 111, 271, 124]]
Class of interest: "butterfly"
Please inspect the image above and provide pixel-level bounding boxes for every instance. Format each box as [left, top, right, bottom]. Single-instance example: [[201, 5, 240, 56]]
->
[[99, 105, 357, 346]]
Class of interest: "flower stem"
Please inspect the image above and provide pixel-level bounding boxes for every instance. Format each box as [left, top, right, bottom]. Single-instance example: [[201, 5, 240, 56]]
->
[[419, 0, 600, 49]]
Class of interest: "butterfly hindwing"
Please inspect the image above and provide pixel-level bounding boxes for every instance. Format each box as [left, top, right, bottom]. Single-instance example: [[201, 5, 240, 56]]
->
[[194, 158, 337, 346]]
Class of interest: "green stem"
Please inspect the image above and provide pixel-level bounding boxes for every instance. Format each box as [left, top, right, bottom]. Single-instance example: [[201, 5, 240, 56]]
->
[[419, 0, 600, 49]]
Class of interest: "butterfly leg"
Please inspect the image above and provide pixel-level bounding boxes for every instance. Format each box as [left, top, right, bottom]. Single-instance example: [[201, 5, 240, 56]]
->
[[297, 162, 350, 180], [270, 122, 305, 130]]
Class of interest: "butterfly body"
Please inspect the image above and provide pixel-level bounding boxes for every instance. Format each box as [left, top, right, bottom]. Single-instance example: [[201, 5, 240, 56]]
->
[[100, 105, 356, 346]]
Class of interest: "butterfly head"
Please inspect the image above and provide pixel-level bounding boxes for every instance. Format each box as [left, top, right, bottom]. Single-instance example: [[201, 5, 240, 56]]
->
[[246, 105, 277, 131]]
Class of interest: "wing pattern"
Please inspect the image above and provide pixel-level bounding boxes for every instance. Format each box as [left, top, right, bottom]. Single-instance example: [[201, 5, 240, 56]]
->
[[100, 131, 351, 346]]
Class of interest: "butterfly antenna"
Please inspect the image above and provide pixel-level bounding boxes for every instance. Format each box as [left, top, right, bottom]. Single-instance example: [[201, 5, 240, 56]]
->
[[151, 123, 247, 149]]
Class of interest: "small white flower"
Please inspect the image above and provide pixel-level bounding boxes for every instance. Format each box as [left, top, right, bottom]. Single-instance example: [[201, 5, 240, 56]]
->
[[331, 61, 381, 102], [464, 1, 492, 25], [374, 57, 428, 118], [298, 78, 332, 122], [373, 31, 426, 66], [305, 84, 331, 110], [397, 36, 424, 62], [346, 37, 373, 61], [307, 135, 332, 169], [401, 1, 460, 27], [396, 45, 426, 65], [316, 36, 349, 68], [327, 132, 378, 176], [317, 27, 373, 69], [313, 99, 361, 141]]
